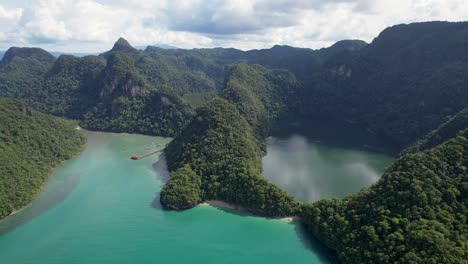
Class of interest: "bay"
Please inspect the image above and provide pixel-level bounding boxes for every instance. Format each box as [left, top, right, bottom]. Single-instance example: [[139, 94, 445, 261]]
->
[[0, 131, 326, 264]]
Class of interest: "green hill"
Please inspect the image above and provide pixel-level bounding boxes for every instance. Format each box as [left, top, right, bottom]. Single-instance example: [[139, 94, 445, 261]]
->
[[80, 52, 194, 136], [161, 98, 299, 216], [222, 63, 298, 138], [299, 21, 468, 148], [0, 47, 54, 99], [39, 55, 106, 118], [0, 37, 364, 137], [302, 129, 468, 263], [403, 107, 468, 154], [0, 98, 86, 218]]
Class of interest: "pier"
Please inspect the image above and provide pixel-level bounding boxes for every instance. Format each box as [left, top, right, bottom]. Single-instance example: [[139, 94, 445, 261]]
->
[[130, 146, 165, 160]]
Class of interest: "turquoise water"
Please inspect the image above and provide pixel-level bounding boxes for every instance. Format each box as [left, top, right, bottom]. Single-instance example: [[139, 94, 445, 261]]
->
[[0, 131, 327, 264]]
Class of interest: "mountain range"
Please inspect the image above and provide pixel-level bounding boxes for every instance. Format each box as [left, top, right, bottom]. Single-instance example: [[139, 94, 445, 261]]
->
[[0, 21, 467, 263]]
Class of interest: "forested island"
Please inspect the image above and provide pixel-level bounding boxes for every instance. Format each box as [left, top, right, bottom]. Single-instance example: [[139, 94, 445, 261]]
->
[[0, 21, 467, 263]]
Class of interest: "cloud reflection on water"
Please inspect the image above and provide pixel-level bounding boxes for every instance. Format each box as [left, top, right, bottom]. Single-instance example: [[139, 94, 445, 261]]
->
[[262, 134, 392, 202]]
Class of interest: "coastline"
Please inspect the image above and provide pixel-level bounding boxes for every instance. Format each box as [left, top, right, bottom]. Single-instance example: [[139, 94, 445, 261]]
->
[[0, 139, 88, 222], [199, 200, 298, 223]]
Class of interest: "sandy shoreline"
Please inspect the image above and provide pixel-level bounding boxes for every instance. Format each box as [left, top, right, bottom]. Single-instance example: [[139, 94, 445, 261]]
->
[[200, 200, 298, 222], [0, 140, 88, 222]]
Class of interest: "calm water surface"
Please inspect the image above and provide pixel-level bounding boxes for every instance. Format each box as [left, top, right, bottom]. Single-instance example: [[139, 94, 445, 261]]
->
[[0, 131, 327, 264], [263, 119, 396, 201]]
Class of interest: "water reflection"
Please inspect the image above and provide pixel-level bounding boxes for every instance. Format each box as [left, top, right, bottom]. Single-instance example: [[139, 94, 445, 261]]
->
[[262, 134, 394, 202]]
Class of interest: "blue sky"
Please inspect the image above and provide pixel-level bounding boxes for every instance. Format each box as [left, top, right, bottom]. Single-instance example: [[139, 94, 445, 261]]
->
[[0, 0, 467, 52]]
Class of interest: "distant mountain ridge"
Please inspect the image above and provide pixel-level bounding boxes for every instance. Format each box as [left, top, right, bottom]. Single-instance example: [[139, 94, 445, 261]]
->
[[0, 35, 365, 137], [300, 21, 468, 147], [0, 22, 467, 146], [0, 49, 97, 59]]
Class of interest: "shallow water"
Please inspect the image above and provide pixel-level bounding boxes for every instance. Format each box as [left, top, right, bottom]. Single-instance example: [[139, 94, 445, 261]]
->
[[0, 131, 327, 264]]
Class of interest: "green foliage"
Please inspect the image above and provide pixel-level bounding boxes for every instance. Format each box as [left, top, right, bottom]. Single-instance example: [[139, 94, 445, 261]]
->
[[0, 98, 85, 218], [403, 107, 468, 154], [160, 165, 202, 209], [98, 52, 152, 99], [0, 47, 54, 99], [161, 64, 301, 215], [81, 90, 194, 136], [77, 52, 194, 136], [0, 37, 364, 138], [300, 21, 468, 148], [163, 98, 300, 216], [222, 63, 298, 137], [0, 47, 195, 137], [38, 55, 106, 118], [302, 129, 468, 263]]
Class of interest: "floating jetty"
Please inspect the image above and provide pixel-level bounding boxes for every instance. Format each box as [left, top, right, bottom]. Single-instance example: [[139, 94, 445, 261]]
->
[[130, 146, 165, 160]]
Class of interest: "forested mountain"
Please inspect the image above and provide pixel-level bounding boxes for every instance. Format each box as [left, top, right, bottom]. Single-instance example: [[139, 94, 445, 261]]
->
[[0, 47, 195, 136], [162, 98, 299, 216], [1, 22, 467, 147], [158, 22, 468, 263], [0, 47, 54, 99], [222, 63, 298, 138], [302, 129, 467, 263], [0, 21, 467, 263], [38, 55, 106, 117], [300, 21, 468, 148], [0, 37, 362, 137], [403, 107, 468, 154], [79, 52, 195, 136], [0, 98, 85, 219], [161, 63, 301, 215]]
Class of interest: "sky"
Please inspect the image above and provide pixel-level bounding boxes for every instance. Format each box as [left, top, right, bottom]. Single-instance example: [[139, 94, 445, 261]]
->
[[0, 0, 467, 52]]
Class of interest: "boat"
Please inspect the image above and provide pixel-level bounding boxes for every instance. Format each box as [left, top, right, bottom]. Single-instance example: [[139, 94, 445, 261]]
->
[[130, 155, 140, 160]]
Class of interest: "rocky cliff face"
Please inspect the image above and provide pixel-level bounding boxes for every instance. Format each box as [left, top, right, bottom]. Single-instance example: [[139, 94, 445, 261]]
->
[[98, 52, 150, 99], [100, 76, 146, 99]]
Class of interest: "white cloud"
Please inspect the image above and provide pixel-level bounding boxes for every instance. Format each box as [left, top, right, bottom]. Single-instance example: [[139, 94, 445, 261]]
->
[[0, 5, 22, 43], [0, 0, 466, 52]]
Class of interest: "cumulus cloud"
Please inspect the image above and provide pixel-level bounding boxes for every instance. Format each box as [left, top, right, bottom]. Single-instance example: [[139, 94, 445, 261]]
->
[[0, 0, 466, 52]]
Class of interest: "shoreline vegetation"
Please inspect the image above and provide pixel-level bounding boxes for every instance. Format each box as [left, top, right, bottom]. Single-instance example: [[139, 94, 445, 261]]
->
[[199, 200, 297, 223], [0, 99, 87, 220], [0, 141, 88, 221]]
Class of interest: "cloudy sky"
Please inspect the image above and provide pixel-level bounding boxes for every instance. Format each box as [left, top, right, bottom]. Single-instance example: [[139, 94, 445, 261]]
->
[[0, 0, 467, 52]]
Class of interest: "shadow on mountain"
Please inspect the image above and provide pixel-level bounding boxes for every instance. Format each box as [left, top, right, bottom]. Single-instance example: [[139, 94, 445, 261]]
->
[[271, 117, 399, 156], [293, 221, 337, 263]]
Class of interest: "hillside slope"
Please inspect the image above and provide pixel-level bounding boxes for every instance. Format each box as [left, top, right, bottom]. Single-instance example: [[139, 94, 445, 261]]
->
[[161, 98, 299, 216], [0, 99, 86, 218], [300, 21, 468, 147], [222, 63, 298, 137], [302, 129, 468, 263], [403, 107, 468, 154]]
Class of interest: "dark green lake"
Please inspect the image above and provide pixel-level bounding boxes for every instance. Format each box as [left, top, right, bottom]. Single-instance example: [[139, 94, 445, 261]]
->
[[263, 119, 395, 201]]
